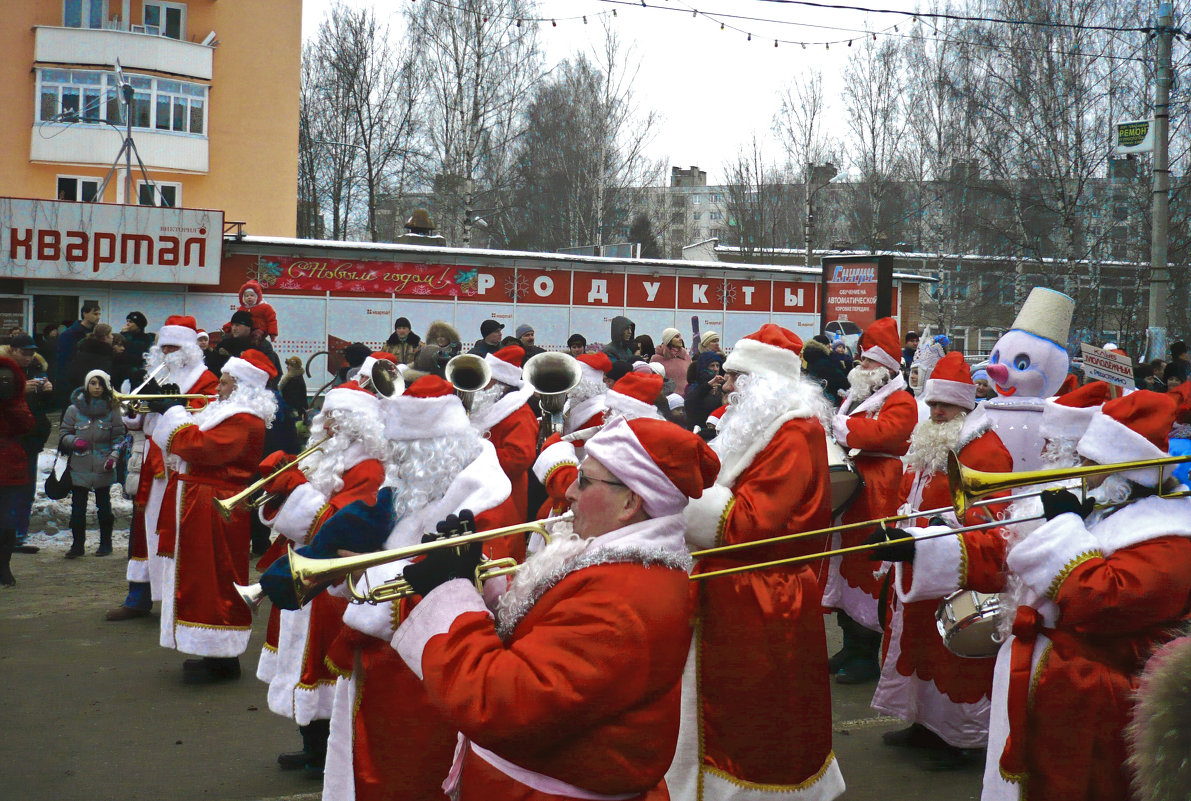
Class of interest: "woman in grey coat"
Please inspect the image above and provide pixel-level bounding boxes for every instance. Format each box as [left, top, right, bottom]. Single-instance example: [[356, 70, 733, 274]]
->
[[59, 370, 125, 557]]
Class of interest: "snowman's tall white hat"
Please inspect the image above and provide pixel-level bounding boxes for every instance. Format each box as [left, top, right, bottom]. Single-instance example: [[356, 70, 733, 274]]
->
[[1010, 287, 1075, 347]]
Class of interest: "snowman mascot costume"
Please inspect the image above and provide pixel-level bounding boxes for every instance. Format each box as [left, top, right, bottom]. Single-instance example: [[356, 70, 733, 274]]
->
[[968, 288, 1075, 471]]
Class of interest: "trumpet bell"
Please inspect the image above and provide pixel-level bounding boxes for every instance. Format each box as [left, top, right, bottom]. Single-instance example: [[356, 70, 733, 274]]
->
[[233, 582, 268, 613], [523, 352, 582, 414], [445, 354, 493, 410], [364, 359, 404, 399]]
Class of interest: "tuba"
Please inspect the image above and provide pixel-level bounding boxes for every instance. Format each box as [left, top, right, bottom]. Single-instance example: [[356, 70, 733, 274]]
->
[[444, 354, 492, 411], [523, 352, 582, 447]]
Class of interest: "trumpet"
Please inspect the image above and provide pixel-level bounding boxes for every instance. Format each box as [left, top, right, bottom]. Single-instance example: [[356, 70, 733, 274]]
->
[[444, 353, 492, 411], [691, 452, 1191, 581], [280, 512, 573, 607], [524, 352, 582, 446], [357, 358, 404, 399], [215, 437, 330, 521], [113, 391, 214, 414]]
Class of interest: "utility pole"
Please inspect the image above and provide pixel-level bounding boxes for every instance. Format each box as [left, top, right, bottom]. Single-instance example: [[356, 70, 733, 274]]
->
[[1148, 1, 1173, 347]]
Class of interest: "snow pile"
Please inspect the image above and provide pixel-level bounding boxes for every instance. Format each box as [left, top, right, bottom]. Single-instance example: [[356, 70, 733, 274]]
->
[[24, 449, 134, 554]]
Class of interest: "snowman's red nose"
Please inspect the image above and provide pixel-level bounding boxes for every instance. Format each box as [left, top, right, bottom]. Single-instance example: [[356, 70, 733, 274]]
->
[[986, 363, 1010, 385]]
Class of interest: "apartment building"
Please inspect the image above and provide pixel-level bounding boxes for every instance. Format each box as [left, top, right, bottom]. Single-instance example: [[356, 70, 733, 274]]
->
[[0, 0, 301, 235]]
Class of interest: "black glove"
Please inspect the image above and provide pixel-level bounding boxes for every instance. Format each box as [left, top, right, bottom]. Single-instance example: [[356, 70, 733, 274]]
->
[[866, 526, 916, 563], [401, 509, 482, 597], [1040, 488, 1095, 521], [145, 396, 187, 414], [159, 382, 181, 396]]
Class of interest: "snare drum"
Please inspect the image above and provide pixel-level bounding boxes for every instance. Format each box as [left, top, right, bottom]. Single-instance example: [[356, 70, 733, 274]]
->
[[825, 437, 863, 516], [935, 590, 1004, 658]]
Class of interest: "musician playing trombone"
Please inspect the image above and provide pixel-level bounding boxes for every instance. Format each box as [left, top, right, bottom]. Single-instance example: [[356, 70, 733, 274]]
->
[[148, 349, 275, 683], [674, 324, 846, 800], [253, 378, 387, 776], [391, 417, 719, 800], [107, 315, 219, 621], [874, 390, 1191, 801], [868, 352, 1013, 768]]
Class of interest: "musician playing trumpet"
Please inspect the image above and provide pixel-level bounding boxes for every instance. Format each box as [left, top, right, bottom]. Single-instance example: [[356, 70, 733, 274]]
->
[[148, 349, 275, 683], [675, 324, 845, 800], [391, 417, 719, 800], [254, 378, 387, 775], [867, 353, 1012, 768], [874, 391, 1191, 800]]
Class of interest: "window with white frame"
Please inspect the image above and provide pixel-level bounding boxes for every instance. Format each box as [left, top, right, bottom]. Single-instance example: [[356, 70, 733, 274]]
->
[[57, 175, 101, 202], [64, 0, 107, 29], [143, 2, 186, 39], [37, 69, 207, 136], [137, 182, 180, 207]]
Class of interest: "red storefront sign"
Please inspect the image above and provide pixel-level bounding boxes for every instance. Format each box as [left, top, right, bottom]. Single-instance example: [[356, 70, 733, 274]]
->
[[725, 279, 772, 312], [773, 280, 816, 312], [571, 271, 626, 306], [509, 268, 572, 305], [259, 256, 487, 297], [626, 274, 677, 307]]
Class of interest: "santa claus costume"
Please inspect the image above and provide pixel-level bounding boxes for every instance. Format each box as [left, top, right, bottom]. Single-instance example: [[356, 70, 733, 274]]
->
[[871, 353, 1013, 758], [895, 391, 1191, 800], [676, 324, 845, 801], [392, 417, 719, 800], [319, 376, 522, 801], [255, 379, 387, 772], [150, 350, 275, 679], [470, 344, 537, 522], [823, 317, 917, 681], [111, 315, 219, 619]]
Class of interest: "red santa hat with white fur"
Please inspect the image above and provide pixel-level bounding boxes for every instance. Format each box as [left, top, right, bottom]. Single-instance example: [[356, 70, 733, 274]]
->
[[606, 372, 664, 419], [1042, 381, 1113, 442], [859, 317, 903, 374], [576, 352, 613, 385], [1077, 390, 1178, 487], [381, 375, 470, 441], [158, 315, 200, 349], [920, 352, 976, 411], [485, 344, 525, 387], [222, 349, 278, 388], [584, 417, 720, 518], [721, 324, 803, 378], [322, 378, 382, 417]]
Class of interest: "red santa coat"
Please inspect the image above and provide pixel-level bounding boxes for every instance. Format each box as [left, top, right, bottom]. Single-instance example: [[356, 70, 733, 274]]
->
[[871, 425, 1012, 748], [151, 400, 266, 657], [677, 413, 844, 800], [321, 441, 519, 801], [824, 374, 917, 630], [128, 366, 219, 596], [393, 514, 694, 800], [258, 451, 386, 725], [899, 492, 1191, 801], [472, 384, 538, 523]]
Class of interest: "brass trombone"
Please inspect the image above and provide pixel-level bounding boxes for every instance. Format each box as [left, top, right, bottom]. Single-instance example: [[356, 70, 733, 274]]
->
[[691, 452, 1191, 581], [215, 437, 330, 521], [113, 391, 215, 414], [254, 512, 574, 608], [444, 353, 492, 411]]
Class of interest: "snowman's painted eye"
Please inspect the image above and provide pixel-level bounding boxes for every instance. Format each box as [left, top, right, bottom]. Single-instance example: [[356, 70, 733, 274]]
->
[[990, 350, 999, 364], [1013, 353, 1031, 371]]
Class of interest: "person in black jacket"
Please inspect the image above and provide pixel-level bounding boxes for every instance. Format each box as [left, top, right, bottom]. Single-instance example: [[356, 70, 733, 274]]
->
[[66, 325, 116, 392], [684, 351, 726, 432], [803, 335, 850, 407], [279, 356, 309, 424]]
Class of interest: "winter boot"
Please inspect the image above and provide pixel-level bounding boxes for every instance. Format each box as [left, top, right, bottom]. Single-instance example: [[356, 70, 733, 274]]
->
[[65, 525, 85, 559], [105, 582, 152, 620], [95, 515, 114, 557], [0, 529, 16, 587], [828, 611, 857, 674], [836, 617, 882, 685], [303, 719, 330, 778]]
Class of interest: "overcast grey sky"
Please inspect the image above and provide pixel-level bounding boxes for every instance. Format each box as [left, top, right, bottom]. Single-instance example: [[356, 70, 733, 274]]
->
[[301, 0, 911, 183]]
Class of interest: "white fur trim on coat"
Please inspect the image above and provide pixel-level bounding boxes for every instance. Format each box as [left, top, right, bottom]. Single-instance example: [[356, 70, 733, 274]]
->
[[470, 384, 534, 434], [392, 579, 489, 680], [682, 483, 734, 551], [893, 525, 965, 603], [1005, 513, 1101, 599], [269, 483, 329, 544]]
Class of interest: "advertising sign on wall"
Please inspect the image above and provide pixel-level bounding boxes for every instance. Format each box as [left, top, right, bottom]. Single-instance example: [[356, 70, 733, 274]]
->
[[819, 255, 894, 333], [0, 197, 222, 285]]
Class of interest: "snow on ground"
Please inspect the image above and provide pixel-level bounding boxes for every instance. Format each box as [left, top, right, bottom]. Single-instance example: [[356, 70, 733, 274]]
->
[[24, 449, 134, 554]]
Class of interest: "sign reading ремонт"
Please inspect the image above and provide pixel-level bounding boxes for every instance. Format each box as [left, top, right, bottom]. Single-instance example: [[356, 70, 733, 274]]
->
[[0, 197, 223, 285]]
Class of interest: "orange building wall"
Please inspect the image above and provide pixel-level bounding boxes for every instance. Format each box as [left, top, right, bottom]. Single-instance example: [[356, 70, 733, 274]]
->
[[0, 0, 301, 237]]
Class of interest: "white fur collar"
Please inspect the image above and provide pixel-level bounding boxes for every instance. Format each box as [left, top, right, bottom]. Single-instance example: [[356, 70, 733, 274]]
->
[[170, 360, 210, 395], [564, 395, 607, 434], [195, 400, 262, 431], [1087, 492, 1191, 555], [957, 413, 994, 452], [841, 371, 907, 417], [382, 440, 512, 550], [716, 409, 814, 488], [470, 384, 535, 434]]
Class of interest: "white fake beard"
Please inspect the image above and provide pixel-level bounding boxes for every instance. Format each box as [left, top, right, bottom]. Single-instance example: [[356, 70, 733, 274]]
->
[[192, 383, 277, 428], [303, 410, 386, 497], [145, 343, 204, 383], [904, 415, 967, 475], [846, 364, 890, 404], [383, 431, 483, 523], [1088, 473, 1133, 507], [713, 372, 829, 466], [495, 531, 592, 628], [466, 382, 510, 419], [567, 379, 606, 407], [1040, 437, 1080, 468]]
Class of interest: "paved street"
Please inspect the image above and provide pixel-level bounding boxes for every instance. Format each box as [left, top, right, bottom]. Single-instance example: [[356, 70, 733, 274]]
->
[[2, 544, 983, 801]]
